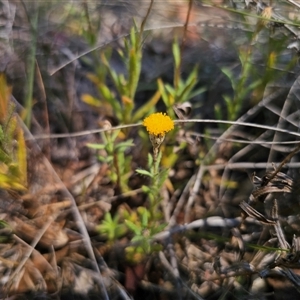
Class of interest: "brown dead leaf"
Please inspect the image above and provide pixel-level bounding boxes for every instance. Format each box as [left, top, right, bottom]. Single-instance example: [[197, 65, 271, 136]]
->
[[14, 216, 69, 249]]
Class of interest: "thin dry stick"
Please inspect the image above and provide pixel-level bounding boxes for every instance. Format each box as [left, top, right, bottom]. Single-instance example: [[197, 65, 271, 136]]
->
[[42, 155, 110, 299], [271, 199, 290, 250], [219, 128, 281, 202], [154, 216, 241, 241], [50, 23, 185, 76], [159, 251, 180, 279], [29, 119, 300, 140], [158, 250, 204, 300], [267, 77, 298, 165], [174, 0, 193, 88], [139, 0, 154, 38], [191, 131, 300, 145], [287, 0, 300, 9], [168, 175, 195, 227], [166, 240, 180, 280], [217, 88, 287, 200], [263, 142, 300, 186], [204, 162, 300, 170]]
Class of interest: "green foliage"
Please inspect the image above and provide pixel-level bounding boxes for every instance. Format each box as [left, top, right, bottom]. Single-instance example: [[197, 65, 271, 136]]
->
[[96, 147, 170, 263], [97, 204, 165, 263], [87, 128, 134, 192], [218, 47, 262, 124], [82, 23, 161, 126], [124, 206, 164, 263], [136, 152, 167, 225], [83, 16, 204, 264], [216, 33, 296, 127], [0, 75, 27, 191], [96, 212, 127, 244], [158, 39, 205, 118], [155, 39, 205, 169], [62, 1, 100, 44], [84, 23, 205, 264]]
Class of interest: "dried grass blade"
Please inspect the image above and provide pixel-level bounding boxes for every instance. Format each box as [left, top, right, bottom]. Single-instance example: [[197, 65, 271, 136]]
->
[[240, 201, 276, 225]]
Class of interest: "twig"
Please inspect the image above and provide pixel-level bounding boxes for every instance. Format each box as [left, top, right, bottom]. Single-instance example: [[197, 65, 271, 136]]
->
[[159, 250, 179, 280], [28, 119, 300, 140], [203, 162, 300, 170], [168, 175, 195, 227], [175, 0, 193, 88], [271, 199, 290, 250], [50, 23, 185, 75], [139, 0, 153, 39], [159, 249, 183, 300], [263, 142, 300, 186], [190, 131, 300, 145], [154, 216, 242, 241]]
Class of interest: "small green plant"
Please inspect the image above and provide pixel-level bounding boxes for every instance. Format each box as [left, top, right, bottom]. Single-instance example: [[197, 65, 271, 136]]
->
[[87, 125, 134, 192], [137, 152, 170, 219], [216, 47, 262, 125], [158, 39, 205, 118], [96, 212, 127, 245], [96, 112, 174, 262], [215, 32, 296, 127], [123, 112, 174, 261], [153, 40, 205, 168], [125, 206, 165, 263], [82, 10, 162, 128]]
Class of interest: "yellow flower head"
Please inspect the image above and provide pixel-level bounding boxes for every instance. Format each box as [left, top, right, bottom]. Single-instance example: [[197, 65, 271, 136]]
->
[[143, 113, 174, 136]]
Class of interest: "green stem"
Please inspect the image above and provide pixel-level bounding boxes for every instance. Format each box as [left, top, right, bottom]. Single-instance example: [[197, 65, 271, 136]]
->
[[25, 7, 38, 127], [153, 148, 159, 176]]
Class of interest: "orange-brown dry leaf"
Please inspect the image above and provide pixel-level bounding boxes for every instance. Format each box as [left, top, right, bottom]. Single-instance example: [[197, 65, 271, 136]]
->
[[25, 199, 72, 218], [9, 260, 45, 294], [31, 251, 58, 293], [43, 244, 69, 265], [13, 216, 69, 249]]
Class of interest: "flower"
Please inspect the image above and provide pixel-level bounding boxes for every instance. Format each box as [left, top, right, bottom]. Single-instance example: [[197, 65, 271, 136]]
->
[[143, 113, 174, 136]]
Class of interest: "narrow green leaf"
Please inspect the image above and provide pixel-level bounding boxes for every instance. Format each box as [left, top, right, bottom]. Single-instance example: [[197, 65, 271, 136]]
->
[[221, 67, 236, 90], [131, 235, 145, 243], [189, 86, 206, 99], [132, 90, 161, 123], [157, 78, 169, 107], [125, 220, 142, 235], [115, 140, 135, 151], [141, 209, 148, 228], [165, 84, 175, 97], [136, 169, 153, 178], [172, 39, 181, 70], [147, 153, 153, 167], [141, 185, 151, 193], [86, 143, 106, 150]]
